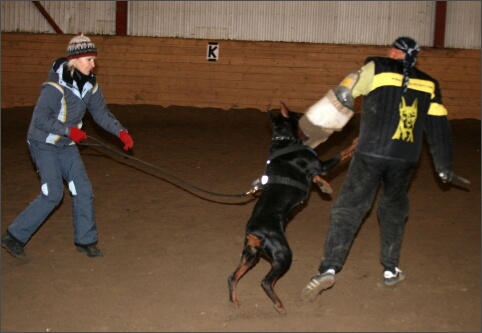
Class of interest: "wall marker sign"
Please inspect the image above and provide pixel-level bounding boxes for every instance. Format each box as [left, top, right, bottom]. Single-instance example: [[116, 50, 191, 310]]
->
[[207, 42, 219, 61]]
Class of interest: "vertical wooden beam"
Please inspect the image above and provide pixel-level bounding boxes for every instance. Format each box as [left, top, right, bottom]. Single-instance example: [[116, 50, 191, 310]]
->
[[32, 1, 63, 34], [434, 1, 447, 48], [116, 1, 128, 36]]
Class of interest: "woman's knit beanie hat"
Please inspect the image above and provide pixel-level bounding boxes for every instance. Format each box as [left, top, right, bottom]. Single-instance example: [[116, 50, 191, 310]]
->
[[66, 33, 97, 60], [392, 36, 420, 94]]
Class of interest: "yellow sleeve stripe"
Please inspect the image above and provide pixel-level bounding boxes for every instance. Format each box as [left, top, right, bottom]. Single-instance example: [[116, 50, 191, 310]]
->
[[428, 102, 448, 116], [372, 73, 436, 98]]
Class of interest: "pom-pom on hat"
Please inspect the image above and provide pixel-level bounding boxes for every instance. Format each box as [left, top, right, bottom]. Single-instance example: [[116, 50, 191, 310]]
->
[[66, 33, 97, 60]]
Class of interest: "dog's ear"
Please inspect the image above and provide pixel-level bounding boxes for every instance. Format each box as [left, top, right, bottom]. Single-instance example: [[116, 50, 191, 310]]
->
[[280, 101, 290, 118], [280, 101, 304, 120]]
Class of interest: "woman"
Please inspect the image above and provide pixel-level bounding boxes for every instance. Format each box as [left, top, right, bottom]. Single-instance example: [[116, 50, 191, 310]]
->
[[1, 33, 134, 260]]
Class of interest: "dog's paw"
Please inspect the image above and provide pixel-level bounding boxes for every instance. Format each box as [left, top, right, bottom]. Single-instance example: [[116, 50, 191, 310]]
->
[[340, 137, 358, 162], [313, 175, 333, 194], [318, 182, 333, 194]]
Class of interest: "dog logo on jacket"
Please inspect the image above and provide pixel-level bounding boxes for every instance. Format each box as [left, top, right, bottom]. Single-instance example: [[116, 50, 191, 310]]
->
[[392, 96, 418, 142], [228, 101, 356, 315]]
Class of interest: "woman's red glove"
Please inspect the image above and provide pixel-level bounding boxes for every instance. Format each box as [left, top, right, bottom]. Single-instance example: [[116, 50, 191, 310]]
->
[[69, 127, 88, 143], [119, 130, 134, 151]]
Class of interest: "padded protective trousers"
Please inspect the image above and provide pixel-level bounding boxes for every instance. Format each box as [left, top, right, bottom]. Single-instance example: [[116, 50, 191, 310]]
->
[[319, 152, 417, 272]]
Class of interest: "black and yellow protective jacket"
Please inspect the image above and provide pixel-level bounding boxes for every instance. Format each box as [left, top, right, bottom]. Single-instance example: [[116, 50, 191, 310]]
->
[[352, 56, 452, 174]]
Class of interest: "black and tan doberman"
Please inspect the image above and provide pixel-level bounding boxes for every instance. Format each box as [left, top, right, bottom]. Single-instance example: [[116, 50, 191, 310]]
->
[[228, 101, 356, 315]]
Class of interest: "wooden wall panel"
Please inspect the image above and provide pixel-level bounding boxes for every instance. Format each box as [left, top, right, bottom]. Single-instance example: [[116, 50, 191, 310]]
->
[[1, 33, 480, 119]]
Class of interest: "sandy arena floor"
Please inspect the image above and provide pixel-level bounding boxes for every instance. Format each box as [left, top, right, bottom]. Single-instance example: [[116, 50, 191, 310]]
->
[[1, 105, 480, 332]]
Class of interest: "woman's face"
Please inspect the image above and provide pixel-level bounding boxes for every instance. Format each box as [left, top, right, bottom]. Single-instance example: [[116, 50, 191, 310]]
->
[[74, 56, 96, 75]]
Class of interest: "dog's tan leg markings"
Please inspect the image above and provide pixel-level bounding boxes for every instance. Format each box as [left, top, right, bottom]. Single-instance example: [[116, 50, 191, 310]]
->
[[340, 137, 358, 163], [228, 234, 262, 308], [313, 174, 333, 194], [269, 277, 287, 315], [248, 234, 287, 315], [246, 234, 261, 252]]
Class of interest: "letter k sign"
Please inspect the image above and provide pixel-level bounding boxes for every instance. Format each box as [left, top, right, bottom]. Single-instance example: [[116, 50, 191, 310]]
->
[[207, 42, 219, 61]]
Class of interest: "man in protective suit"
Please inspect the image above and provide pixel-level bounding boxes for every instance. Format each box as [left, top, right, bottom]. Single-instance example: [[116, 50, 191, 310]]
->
[[298, 36, 454, 301]]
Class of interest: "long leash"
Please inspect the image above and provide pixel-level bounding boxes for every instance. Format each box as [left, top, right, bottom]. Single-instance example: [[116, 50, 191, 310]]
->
[[80, 136, 257, 200]]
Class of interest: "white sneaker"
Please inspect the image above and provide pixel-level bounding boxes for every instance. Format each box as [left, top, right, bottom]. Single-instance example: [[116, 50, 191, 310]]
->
[[300, 269, 335, 301], [383, 267, 405, 286]]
